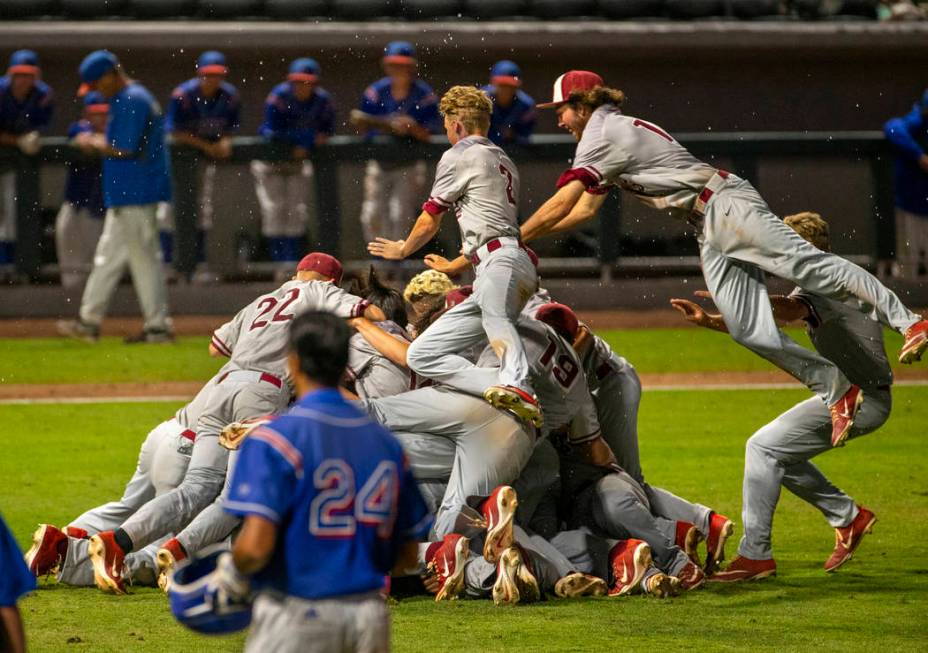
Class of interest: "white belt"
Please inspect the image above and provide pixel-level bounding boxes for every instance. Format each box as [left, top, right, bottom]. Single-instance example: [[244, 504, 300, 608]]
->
[[691, 169, 732, 218]]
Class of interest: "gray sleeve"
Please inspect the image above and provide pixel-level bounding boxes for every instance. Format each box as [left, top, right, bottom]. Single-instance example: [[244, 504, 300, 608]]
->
[[566, 117, 631, 187], [211, 304, 250, 357], [423, 149, 471, 214], [567, 382, 602, 444], [315, 283, 371, 319]]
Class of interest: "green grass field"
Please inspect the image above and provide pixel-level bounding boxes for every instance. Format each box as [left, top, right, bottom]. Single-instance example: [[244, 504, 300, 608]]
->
[[1, 331, 926, 652]]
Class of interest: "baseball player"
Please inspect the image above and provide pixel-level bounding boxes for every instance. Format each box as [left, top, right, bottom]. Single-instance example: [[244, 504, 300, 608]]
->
[[516, 69, 928, 447], [481, 60, 536, 146], [55, 91, 107, 290], [884, 89, 928, 279], [355, 41, 441, 244], [672, 212, 892, 581], [368, 85, 541, 425], [0, 50, 53, 277], [1, 512, 35, 653], [85, 253, 384, 594], [158, 50, 241, 283], [213, 310, 433, 653], [57, 50, 173, 344], [402, 268, 458, 337], [251, 58, 335, 277]]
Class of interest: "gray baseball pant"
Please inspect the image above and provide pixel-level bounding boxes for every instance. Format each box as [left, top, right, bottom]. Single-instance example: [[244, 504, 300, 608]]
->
[[511, 438, 561, 539], [54, 203, 104, 290], [359, 159, 427, 244], [700, 176, 921, 406], [393, 431, 456, 515], [406, 247, 537, 396], [364, 386, 535, 538], [157, 162, 217, 232], [462, 525, 569, 599], [246, 590, 389, 653], [251, 160, 313, 239], [739, 386, 891, 560], [175, 449, 241, 556], [120, 375, 290, 549], [78, 203, 170, 332]]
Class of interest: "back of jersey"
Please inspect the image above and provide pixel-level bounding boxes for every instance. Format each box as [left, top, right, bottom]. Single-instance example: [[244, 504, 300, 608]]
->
[[225, 389, 432, 601], [348, 320, 414, 399]]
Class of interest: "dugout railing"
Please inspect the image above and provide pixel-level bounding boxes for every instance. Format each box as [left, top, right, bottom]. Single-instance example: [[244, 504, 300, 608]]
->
[[0, 131, 894, 282]]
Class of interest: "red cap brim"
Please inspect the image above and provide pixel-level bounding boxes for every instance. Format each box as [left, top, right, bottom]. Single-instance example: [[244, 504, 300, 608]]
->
[[536, 100, 566, 109], [383, 55, 416, 65], [491, 75, 521, 87], [8, 65, 39, 76], [287, 72, 319, 83], [198, 65, 228, 75], [85, 104, 109, 114], [77, 82, 95, 97]]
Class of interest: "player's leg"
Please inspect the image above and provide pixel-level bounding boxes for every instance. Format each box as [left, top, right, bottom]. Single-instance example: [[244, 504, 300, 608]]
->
[[593, 365, 644, 481], [389, 161, 427, 243], [245, 593, 347, 653], [0, 170, 16, 273], [700, 241, 850, 406], [392, 430, 455, 515], [511, 438, 560, 537], [280, 162, 311, 265], [119, 203, 171, 334], [251, 161, 287, 264], [359, 160, 386, 244], [347, 593, 390, 653], [173, 449, 242, 560], [78, 207, 131, 328], [54, 202, 82, 289]]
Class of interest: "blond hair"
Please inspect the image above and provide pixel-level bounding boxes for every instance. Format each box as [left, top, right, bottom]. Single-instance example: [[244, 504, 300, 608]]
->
[[439, 85, 492, 133], [567, 86, 626, 111], [784, 211, 830, 252], [403, 269, 457, 304]]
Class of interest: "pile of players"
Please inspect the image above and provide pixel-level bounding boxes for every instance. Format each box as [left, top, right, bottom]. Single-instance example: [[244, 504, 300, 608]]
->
[[24, 71, 928, 606]]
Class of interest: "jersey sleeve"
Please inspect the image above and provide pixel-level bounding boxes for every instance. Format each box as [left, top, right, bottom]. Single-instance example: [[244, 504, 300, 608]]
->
[[558, 121, 630, 190], [319, 95, 336, 137], [347, 333, 375, 381], [412, 86, 441, 133], [315, 283, 371, 319], [423, 150, 469, 215], [211, 304, 250, 357], [227, 88, 242, 134], [567, 384, 602, 444], [259, 91, 285, 141], [393, 452, 434, 542], [884, 109, 925, 162], [0, 515, 36, 607], [32, 84, 54, 131], [165, 88, 186, 134], [224, 426, 301, 524], [108, 93, 150, 154], [513, 100, 536, 145]]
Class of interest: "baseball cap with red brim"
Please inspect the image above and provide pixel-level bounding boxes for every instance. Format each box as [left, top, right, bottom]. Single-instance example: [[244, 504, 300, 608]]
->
[[287, 57, 321, 83], [8, 50, 40, 76], [537, 70, 604, 109], [77, 50, 118, 96], [490, 60, 522, 87], [82, 90, 109, 114], [297, 252, 343, 284], [197, 51, 228, 76], [383, 41, 417, 66]]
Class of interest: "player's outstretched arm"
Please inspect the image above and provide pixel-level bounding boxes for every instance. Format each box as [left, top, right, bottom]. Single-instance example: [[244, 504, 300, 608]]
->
[[520, 180, 587, 242], [367, 210, 443, 260], [423, 253, 470, 277], [544, 190, 608, 238], [232, 515, 278, 575], [669, 293, 728, 333], [349, 318, 410, 368]]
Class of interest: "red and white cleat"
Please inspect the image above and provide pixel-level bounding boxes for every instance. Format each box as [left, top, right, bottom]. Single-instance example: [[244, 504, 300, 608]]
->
[[675, 521, 703, 567], [24, 524, 68, 577], [483, 385, 543, 427], [425, 534, 471, 602], [480, 485, 518, 564], [607, 539, 652, 597], [830, 385, 863, 448], [824, 506, 877, 572], [676, 561, 706, 591], [709, 555, 777, 582], [899, 319, 928, 364], [156, 537, 188, 592], [64, 526, 89, 540], [492, 545, 540, 606], [704, 512, 735, 574], [88, 531, 128, 595]]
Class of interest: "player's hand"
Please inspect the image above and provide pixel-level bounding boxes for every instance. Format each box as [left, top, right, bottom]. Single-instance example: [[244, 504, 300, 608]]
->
[[421, 568, 441, 594], [920, 154, 928, 174], [86, 132, 109, 152], [669, 298, 710, 326], [389, 116, 415, 135], [423, 254, 453, 273], [16, 131, 40, 156], [211, 138, 233, 160], [207, 552, 251, 610], [368, 237, 406, 260], [72, 131, 96, 154]]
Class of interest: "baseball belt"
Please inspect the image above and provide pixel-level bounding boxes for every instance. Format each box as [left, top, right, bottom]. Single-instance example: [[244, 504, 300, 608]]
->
[[688, 169, 731, 229], [470, 236, 539, 267], [217, 370, 283, 389]]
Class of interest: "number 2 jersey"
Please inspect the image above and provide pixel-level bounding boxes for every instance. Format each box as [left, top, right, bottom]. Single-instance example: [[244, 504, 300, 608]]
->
[[559, 104, 717, 219], [422, 135, 521, 256], [210, 279, 370, 381], [224, 387, 433, 600]]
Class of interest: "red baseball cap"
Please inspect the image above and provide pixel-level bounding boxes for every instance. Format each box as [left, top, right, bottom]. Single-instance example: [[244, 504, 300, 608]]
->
[[444, 285, 474, 309], [535, 302, 580, 341], [297, 252, 343, 284], [537, 70, 604, 109]]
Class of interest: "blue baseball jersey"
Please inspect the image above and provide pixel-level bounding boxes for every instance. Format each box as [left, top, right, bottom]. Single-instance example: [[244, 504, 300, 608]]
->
[[104, 82, 172, 207], [166, 78, 241, 142], [0, 513, 35, 607], [884, 105, 928, 216], [259, 82, 335, 150], [224, 387, 433, 601], [359, 77, 441, 139], [0, 76, 53, 135], [481, 85, 536, 146], [64, 120, 105, 217]]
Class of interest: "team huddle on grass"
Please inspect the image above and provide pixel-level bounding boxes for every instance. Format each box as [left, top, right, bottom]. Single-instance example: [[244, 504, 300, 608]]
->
[[22, 71, 928, 650]]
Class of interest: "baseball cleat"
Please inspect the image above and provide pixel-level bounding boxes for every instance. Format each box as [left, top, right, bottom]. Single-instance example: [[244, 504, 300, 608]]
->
[[88, 531, 128, 595], [899, 319, 928, 364], [675, 521, 703, 567], [425, 534, 471, 602], [56, 319, 99, 343], [492, 545, 540, 606], [824, 505, 877, 572], [704, 512, 735, 574], [607, 539, 652, 597], [483, 385, 543, 427], [64, 526, 89, 540], [709, 555, 776, 583], [24, 524, 68, 577], [676, 561, 706, 591], [554, 572, 608, 598], [644, 572, 680, 598], [156, 538, 188, 593], [124, 329, 175, 345], [480, 485, 518, 564], [829, 385, 863, 448]]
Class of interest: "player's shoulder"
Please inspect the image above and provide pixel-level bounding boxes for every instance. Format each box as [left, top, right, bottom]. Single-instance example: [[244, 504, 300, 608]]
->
[[33, 79, 52, 97], [413, 78, 435, 94], [119, 82, 156, 106], [269, 81, 291, 98], [515, 89, 536, 107], [219, 80, 240, 97], [0, 76, 10, 92], [175, 78, 199, 95]]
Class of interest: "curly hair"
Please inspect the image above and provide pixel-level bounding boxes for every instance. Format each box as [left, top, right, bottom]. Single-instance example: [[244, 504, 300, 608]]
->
[[439, 85, 493, 133], [784, 211, 830, 252], [566, 86, 626, 112], [403, 269, 457, 304]]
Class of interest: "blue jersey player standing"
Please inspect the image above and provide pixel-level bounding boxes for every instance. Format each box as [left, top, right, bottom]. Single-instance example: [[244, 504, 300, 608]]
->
[[481, 60, 536, 146], [221, 310, 432, 653], [159, 50, 241, 282]]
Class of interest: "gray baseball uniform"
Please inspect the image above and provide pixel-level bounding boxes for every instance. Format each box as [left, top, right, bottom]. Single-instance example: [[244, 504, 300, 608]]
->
[[348, 320, 414, 400], [406, 136, 537, 396], [738, 289, 894, 561], [567, 104, 921, 405], [117, 280, 368, 550]]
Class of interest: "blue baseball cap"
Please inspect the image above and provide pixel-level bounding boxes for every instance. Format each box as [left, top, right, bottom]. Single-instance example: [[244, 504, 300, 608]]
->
[[383, 41, 416, 65], [197, 50, 228, 75], [82, 90, 109, 114], [287, 57, 321, 82], [79, 50, 118, 92], [490, 60, 522, 87], [8, 49, 40, 76]]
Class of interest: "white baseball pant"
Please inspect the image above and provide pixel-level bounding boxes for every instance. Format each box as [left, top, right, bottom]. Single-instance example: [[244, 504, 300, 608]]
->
[[250, 160, 313, 238], [54, 203, 104, 290], [894, 207, 928, 279], [156, 162, 217, 233], [359, 160, 427, 243]]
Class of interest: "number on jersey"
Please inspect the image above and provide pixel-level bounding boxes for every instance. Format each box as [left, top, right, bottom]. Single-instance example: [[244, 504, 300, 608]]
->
[[249, 288, 301, 331], [539, 335, 580, 388], [309, 458, 399, 539]]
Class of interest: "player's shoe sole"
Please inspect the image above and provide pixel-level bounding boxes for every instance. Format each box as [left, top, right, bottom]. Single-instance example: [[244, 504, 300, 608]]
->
[[433, 536, 470, 602], [554, 572, 608, 598], [156, 548, 177, 593], [645, 572, 680, 598], [492, 546, 540, 606], [482, 486, 518, 564], [24, 524, 65, 577], [483, 386, 543, 427], [88, 534, 126, 595]]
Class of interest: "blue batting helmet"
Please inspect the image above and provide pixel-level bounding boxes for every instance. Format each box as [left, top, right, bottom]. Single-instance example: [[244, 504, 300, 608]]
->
[[168, 544, 252, 635]]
